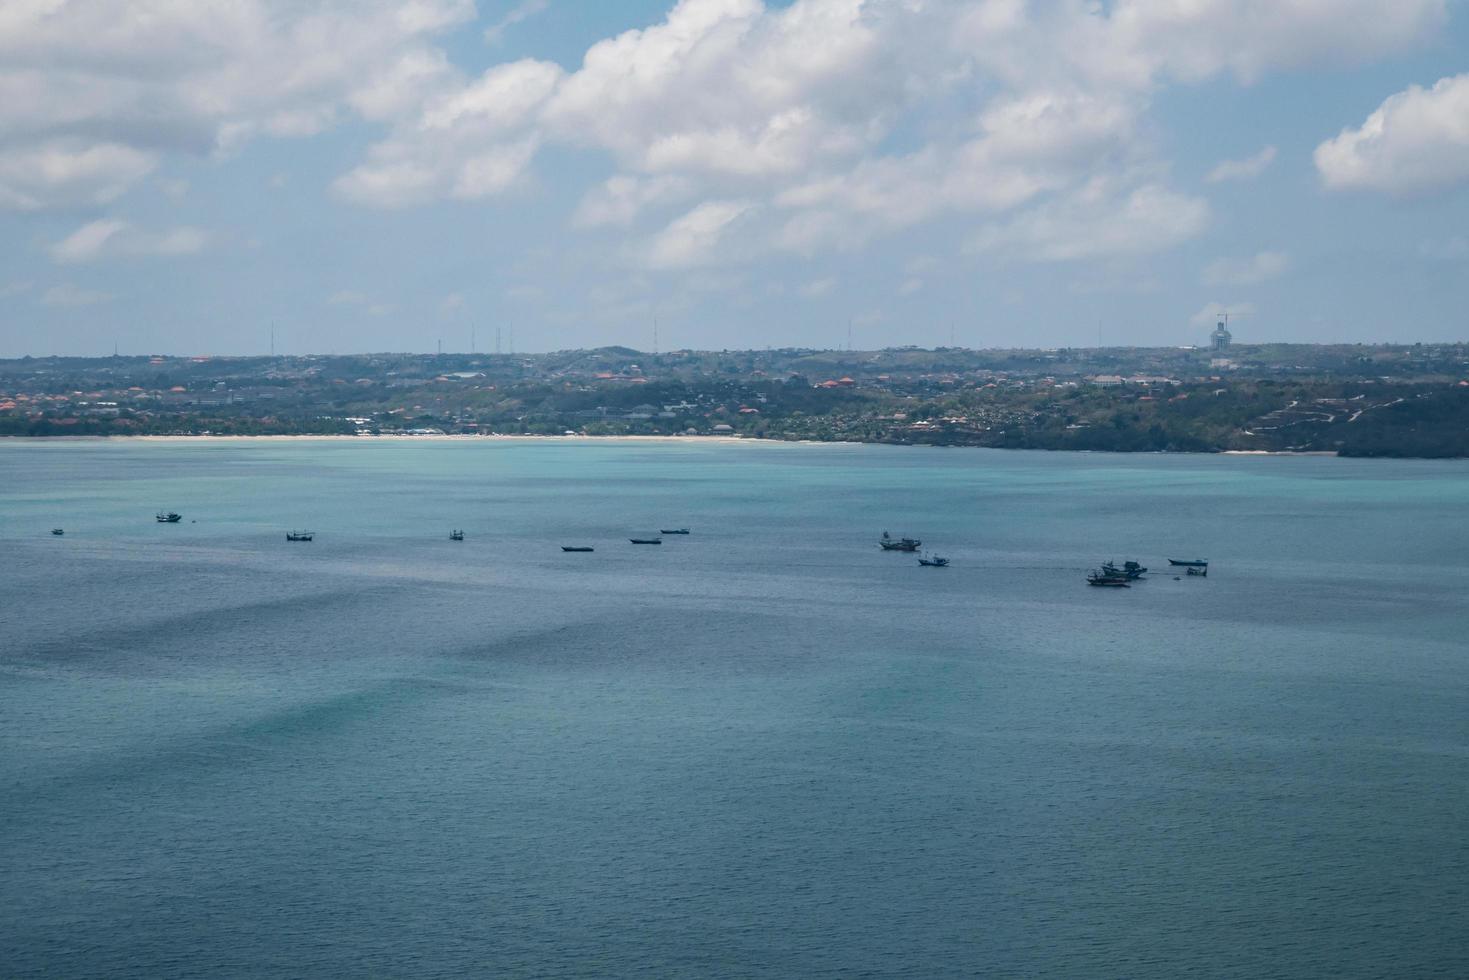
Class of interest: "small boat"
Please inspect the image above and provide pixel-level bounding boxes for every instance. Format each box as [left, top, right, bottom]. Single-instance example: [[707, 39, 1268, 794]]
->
[[51, 528, 65, 536], [1087, 570, 1131, 587], [879, 531, 921, 552], [1168, 558, 1208, 568], [918, 553, 949, 567], [561, 546, 594, 552], [450, 530, 465, 541], [286, 531, 314, 542], [1186, 566, 1208, 577], [629, 538, 662, 545], [660, 528, 691, 535], [1101, 560, 1147, 580], [156, 511, 182, 523]]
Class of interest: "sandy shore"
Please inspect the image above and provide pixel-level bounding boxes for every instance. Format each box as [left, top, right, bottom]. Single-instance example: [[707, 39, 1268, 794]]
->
[[1221, 450, 1339, 456], [135, 433, 772, 444], [1, 435, 1352, 455], [2, 433, 795, 445]]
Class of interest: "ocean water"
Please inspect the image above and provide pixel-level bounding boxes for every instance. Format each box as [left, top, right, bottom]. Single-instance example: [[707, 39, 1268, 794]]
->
[[2, 438, 1466, 979]]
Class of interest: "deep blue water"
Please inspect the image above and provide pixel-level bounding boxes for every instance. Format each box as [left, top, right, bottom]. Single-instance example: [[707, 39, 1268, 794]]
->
[[2, 438, 1467, 978]]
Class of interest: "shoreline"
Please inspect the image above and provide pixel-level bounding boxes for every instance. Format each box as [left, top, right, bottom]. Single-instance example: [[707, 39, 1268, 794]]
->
[[1, 433, 781, 445], [0, 433, 1367, 457]]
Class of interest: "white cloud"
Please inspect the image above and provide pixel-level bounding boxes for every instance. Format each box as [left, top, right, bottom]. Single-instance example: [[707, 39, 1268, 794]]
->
[[1, 0, 1449, 282], [647, 199, 755, 269], [49, 220, 208, 264], [41, 283, 113, 307], [0, 0, 476, 210], [0, 281, 33, 299], [333, 58, 561, 207], [801, 277, 836, 297], [541, 0, 887, 179], [1315, 73, 1469, 196], [898, 277, 923, 295], [49, 220, 125, 264], [0, 141, 158, 212], [1207, 145, 1277, 183], [573, 175, 693, 228], [1094, 0, 1445, 86], [969, 182, 1210, 262], [1203, 250, 1291, 286], [484, 0, 550, 45]]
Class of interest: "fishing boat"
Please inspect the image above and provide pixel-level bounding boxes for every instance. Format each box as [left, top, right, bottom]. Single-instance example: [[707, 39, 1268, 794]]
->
[[1087, 570, 1130, 587], [1101, 560, 1147, 580], [660, 528, 691, 535], [1186, 566, 1208, 577], [629, 538, 662, 545], [918, 554, 949, 567], [879, 531, 921, 552], [51, 528, 64, 536], [1168, 558, 1208, 568], [156, 511, 182, 523], [561, 546, 594, 552], [286, 531, 314, 542], [450, 530, 465, 541]]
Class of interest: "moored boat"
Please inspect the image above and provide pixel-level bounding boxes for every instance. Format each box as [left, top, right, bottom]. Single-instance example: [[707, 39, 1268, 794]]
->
[[1168, 558, 1208, 567], [51, 528, 64, 536], [286, 530, 314, 542], [156, 511, 182, 523], [561, 546, 594, 552], [879, 531, 921, 551], [918, 554, 949, 567], [630, 538, 662, 545], [450, 530, 465, 541], [660, 528, 691, 535], [1087, 569, 1131, 587]]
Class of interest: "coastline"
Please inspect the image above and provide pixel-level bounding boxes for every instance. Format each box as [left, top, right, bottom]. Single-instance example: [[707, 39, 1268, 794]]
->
[[0, 433, 791, 445], [1220, 449, 1339, 457], [0, 433, 1359, 456]]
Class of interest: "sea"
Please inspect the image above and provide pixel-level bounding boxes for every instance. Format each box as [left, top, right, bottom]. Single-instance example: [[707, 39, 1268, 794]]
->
[[2, 437, 1466, 979]]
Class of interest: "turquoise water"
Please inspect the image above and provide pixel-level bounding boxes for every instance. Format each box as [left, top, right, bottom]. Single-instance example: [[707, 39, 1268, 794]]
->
[[2, 438, 1467, 978]]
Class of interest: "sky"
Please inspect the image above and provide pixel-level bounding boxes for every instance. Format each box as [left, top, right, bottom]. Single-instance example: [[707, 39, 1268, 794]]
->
[[2, 0, 1468, 357]]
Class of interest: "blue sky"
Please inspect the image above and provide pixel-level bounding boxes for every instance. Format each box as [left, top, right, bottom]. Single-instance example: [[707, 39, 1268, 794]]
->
[[3, 0, 1468, 356]]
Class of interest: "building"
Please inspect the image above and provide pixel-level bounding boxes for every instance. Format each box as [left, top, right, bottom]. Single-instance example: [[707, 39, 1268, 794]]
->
[[1211, 318, 1232, 351]]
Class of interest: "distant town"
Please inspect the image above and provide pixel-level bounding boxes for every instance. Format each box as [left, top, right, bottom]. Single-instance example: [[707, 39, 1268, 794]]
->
[[3, 330, 1467, 457]]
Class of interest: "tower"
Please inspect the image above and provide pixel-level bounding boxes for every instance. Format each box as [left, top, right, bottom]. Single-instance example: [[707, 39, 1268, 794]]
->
[[1211, 317, 1232, 351]]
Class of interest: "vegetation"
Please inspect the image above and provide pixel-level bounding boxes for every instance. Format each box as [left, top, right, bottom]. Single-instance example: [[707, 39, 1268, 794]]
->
[[2, 345, 1466, 457]]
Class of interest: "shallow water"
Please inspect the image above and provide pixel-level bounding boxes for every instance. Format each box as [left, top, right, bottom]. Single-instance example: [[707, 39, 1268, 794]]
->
[[2, 439, 1467, 978]]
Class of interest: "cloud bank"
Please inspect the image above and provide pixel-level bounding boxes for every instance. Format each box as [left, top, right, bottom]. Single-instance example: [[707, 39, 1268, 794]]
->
[[1315, 73, 1469, 195], [0, 0, 1453, 277]]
